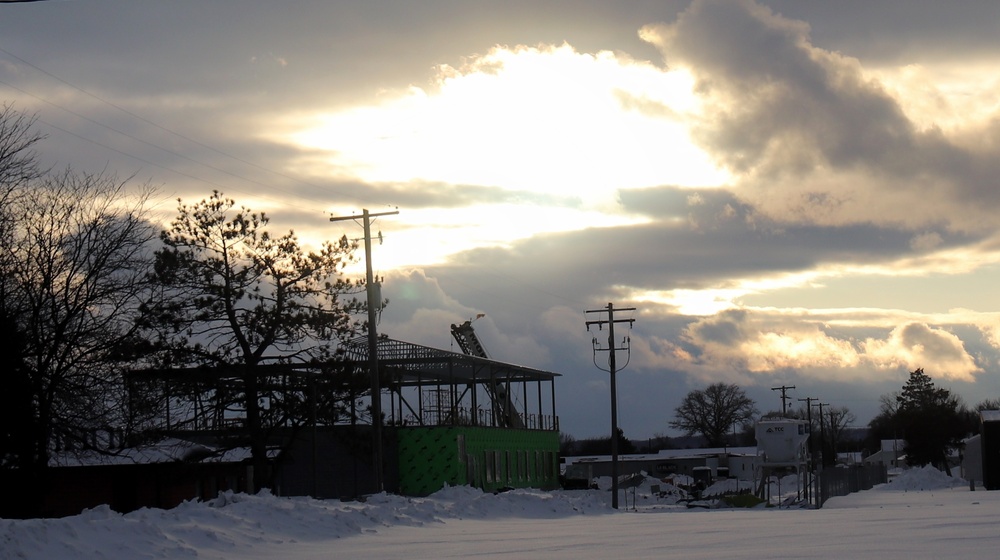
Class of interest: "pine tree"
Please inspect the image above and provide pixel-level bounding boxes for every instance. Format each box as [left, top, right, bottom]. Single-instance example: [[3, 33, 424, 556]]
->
[[895, 368, 967, 474], [142, 191, 366, 490]]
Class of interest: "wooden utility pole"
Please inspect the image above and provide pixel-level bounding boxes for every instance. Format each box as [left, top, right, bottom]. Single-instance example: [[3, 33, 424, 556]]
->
[[813, 402, 830, 468], [771, 385, 796, 416], [797, 396, 817, 504], [585, 302, 635, 510], [330, 208, 398, 493]]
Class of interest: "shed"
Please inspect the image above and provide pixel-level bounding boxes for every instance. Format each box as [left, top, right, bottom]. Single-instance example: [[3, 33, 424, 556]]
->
[[981, 410, 1000, 490]]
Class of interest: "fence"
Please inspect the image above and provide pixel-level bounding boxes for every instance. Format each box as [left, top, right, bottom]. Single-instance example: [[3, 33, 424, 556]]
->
[[816, 463, 887, 507]]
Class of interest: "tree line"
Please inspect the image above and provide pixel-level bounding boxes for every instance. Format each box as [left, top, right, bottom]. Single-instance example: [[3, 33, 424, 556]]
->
[[0, 105, 371, 517], [565, 371, 994, 475]]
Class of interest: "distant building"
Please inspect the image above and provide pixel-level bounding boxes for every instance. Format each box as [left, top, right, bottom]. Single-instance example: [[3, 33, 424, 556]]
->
[[864, 439, 906, 469], [563, 446, 759, 483], [981, 410, 1000, 490]]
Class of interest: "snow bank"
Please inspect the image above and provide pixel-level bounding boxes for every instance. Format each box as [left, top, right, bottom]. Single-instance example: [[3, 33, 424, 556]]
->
[[876, 464, 968, 491], [0, 466, 976, 559], [0, 486, 615, 559]]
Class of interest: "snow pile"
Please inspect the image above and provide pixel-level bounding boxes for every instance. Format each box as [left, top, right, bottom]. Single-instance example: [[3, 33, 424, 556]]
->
[[876, 464, 968, 491], [0, 487, 615, 559], [592, 473, 696, 507]]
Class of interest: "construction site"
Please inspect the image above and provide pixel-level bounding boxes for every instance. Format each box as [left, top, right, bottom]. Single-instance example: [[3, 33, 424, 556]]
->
[[42, 319, 563, 516]]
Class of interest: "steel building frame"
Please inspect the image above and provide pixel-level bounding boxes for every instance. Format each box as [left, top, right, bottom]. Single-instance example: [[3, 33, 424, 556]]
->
[[342, 336, 559, 432]]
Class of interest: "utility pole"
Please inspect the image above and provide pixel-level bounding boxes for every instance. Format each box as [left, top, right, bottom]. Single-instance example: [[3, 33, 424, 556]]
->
[[771, 385, 796, 416], [585, 302, 635, 510], [797, 397, 817, 505], [330, 208, 398, 493], [813, 402, 829, 469]]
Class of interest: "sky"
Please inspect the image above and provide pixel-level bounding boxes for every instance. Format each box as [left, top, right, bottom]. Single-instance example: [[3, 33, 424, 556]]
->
[[3, 1, 1000, 440], [3, 467, 997, 559]]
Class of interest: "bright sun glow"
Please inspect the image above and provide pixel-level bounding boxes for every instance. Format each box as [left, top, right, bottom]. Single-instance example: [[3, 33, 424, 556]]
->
[[327, 203, 643, 269], [276, 43, 730, 269], [627, 270, 828, 316], [281, 44, 728, 210]]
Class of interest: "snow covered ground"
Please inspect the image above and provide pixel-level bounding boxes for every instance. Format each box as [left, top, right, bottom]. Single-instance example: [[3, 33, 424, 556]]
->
[[3, 466, 997, 559]]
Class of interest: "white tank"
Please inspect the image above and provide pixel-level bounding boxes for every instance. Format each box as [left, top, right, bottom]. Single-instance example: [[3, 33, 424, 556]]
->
[[755, 419, 809, 464]]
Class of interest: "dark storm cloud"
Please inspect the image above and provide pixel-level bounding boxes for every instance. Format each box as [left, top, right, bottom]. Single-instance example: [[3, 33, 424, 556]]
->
[[762, 1, 1000, 64], [684, 309, 749, 346], [647, 0, 918, 174], [427, 193, 973, 315], [529, 185, 972, 289]]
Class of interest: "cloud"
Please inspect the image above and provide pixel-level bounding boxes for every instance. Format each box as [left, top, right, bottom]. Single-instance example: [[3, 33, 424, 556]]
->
[[249, 53, 288, 68], [279, 42, 726, 209], [678, 309, 860, 375], [640, 0, 1000, 233], [639, 306, 982, 385], [862, 323, 980, 382], [909, 232, 943, 252]]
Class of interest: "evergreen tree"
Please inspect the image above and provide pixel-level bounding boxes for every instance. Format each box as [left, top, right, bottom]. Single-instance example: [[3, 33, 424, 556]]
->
[[895, 368, 968, 474], [142, 191, 366, 490], [615, 427, 636, 455]]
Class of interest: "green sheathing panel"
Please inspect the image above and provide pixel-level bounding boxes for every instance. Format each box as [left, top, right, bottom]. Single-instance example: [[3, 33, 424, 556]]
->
[[397, 427, 560, 496], [397, 427, 466, 497]]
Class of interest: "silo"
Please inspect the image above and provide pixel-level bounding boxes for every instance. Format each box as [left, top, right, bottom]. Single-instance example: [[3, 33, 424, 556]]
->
[[755, 418, 809, 464]]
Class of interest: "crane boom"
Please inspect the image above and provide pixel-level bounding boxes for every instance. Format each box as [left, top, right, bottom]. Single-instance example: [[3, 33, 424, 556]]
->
[[449, 319, 523, 429], [450, 320, 489, 358]]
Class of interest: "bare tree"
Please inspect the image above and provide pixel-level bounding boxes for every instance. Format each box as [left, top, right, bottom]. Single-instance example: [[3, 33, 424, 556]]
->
[[0, 103, 44, 198], [0, 104, 45, 307], [866, 391, 902, 455], [0, 106, 43, 476], [0, 168, 156, 515], [824, 405, 857, 458], [669, 383, 759, 447], [976, 398, 1000, 411]]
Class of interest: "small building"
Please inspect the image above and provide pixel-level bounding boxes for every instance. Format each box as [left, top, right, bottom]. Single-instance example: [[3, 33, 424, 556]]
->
[[563, 447, 758, 484], [981, 410, 1000, 490], [38, 438, 259, 518], [963, 434, 982, 486], [864, 439, 906, 470]]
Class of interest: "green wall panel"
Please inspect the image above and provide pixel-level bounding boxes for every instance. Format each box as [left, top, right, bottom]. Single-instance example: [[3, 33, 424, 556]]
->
[[397, 427, 559, 496]]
